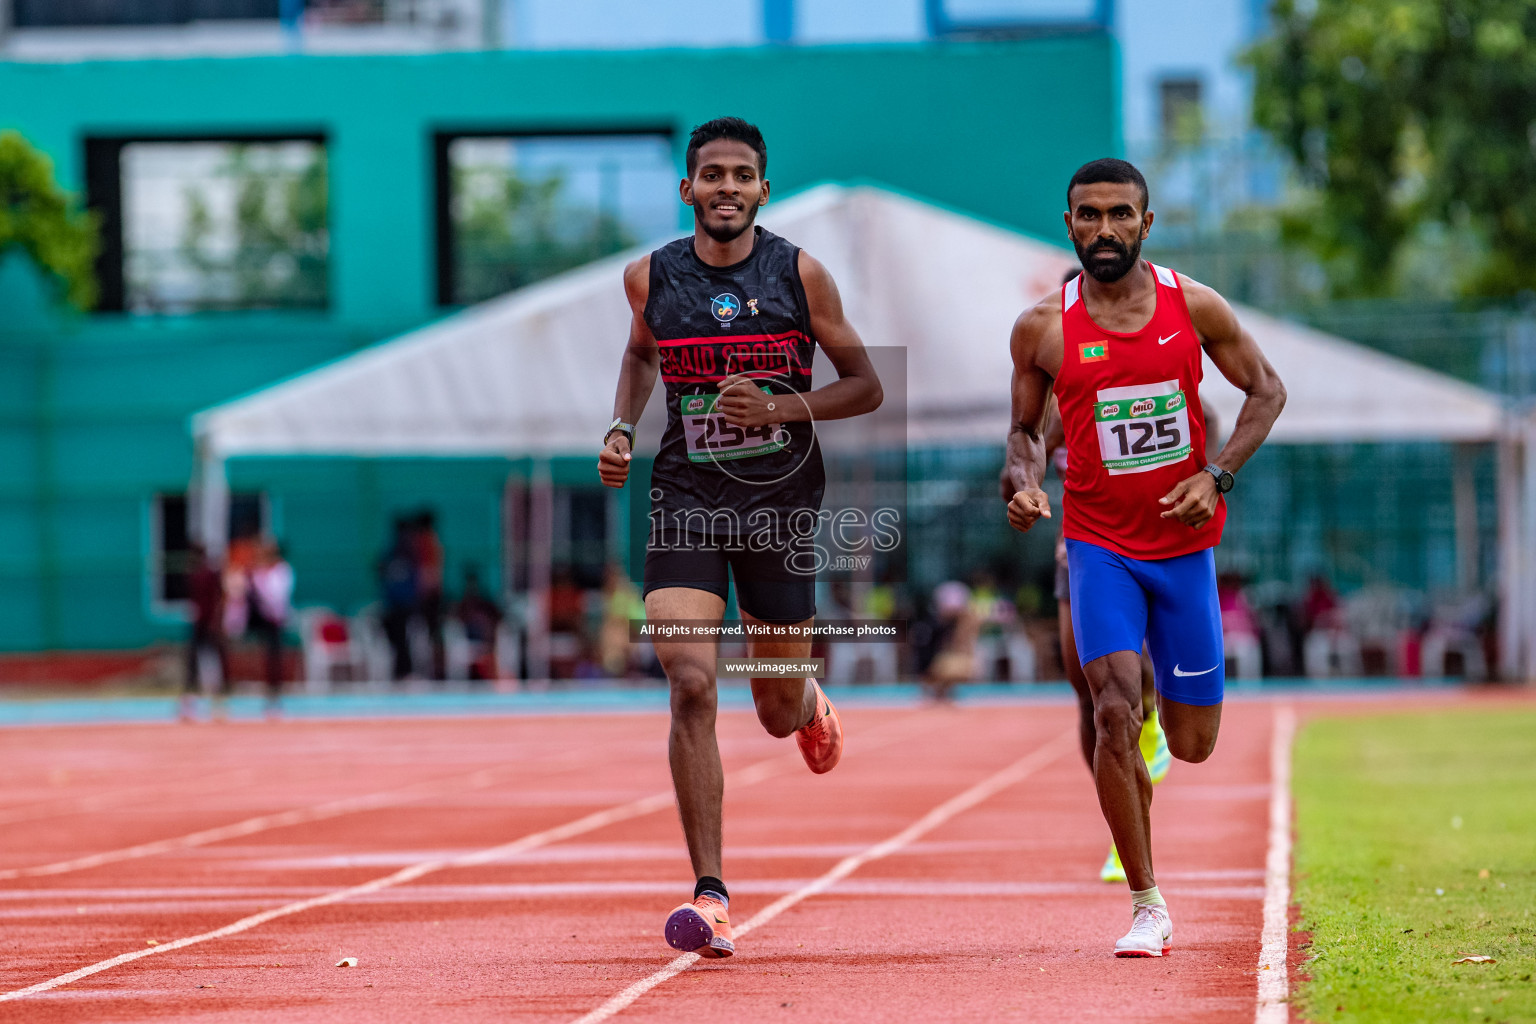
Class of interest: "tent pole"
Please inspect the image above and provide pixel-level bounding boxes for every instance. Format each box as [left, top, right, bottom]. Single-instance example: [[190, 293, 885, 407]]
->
[[1523, 418, 1536, 685], [1500, 416, 1536, 684], [1496, 430, 1518, 680], [502, 471, 525, 674], [192, 442, 230, 560], [1453, 443, 1478, 594], [526, 458, 553, 683]]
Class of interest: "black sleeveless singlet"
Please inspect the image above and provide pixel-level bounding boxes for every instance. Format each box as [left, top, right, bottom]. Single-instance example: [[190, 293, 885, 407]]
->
[[643, 227, 824, 526]]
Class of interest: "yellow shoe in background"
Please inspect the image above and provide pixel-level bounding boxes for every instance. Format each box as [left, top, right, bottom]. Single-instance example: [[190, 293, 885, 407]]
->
[[1100, 843, 1127, 883], [1140, 709, 1171, 785]]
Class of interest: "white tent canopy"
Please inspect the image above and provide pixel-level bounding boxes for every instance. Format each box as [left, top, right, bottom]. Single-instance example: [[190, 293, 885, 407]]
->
[[191, 184, 1531, 677], [195, 184, 1503, 457]]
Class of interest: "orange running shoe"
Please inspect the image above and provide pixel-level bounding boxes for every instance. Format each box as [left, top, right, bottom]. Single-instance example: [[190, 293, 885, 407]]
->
[[664, 892, 735, 958], [795, 680, 843, 774]]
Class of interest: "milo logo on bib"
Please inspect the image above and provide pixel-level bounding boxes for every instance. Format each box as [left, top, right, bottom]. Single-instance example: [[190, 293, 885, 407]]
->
[[1093, 379, 1194, 475], [679, 388, 786, 465]]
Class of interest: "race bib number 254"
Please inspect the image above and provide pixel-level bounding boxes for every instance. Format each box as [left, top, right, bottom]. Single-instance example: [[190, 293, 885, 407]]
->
[[680, 388, 786, 464], [1093, 379, 1193, 475]]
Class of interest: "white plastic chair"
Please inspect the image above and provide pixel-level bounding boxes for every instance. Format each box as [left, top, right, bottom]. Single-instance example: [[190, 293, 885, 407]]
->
[[298, 607, 361, 693]]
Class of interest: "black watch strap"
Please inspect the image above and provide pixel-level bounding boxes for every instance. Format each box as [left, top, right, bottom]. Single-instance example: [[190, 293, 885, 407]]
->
[[1203, 463, 1234, 493]]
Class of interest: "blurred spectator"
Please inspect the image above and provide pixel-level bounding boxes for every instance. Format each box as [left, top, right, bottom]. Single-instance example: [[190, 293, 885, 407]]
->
[[1301, 574, 1366, 678], [824, 578, 904, 686], [968, 571, 1036, 683], [1217, 573, 1259, 636], [924, 580, 980, 701], [180, 543, 230, 722], [548, 566, 586, 633], [379, 516, 419, 680], [1245, 581, 1303, 676], [866, 578, 897, 622], [248, 539, 294, 714], [413, 511, 447, 680], [1301, 574, 1341, 633], [1218, 571, 1263, 680], [598, 563, 645, 678], [455, 566, 503, 681], [223, 535, 256, 639], [547, 566, 588, 678]]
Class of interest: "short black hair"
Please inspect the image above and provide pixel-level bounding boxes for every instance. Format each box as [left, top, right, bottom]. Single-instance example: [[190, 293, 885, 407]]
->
[[1067, 158, 1149, 214], [686, 117, 767, 177]]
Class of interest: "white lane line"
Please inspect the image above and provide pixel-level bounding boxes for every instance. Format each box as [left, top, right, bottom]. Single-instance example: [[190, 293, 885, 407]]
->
[[1255, 705, 1297, 1024], [570, 729, 1077, 1024], [0, 760, 570, 882], [0, 878, 1267, 917], [0, 746, 817, 1003]]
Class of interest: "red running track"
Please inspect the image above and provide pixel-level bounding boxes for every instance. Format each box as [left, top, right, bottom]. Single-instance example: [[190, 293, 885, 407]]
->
[[0, 693, 1497, 1023]]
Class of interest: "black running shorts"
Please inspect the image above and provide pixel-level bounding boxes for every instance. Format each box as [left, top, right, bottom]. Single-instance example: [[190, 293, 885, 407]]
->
[[642, 532, 816, 625]]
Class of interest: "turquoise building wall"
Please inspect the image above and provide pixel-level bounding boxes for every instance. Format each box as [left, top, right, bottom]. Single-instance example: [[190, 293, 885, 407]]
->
[[0, 40, 1121, 650]]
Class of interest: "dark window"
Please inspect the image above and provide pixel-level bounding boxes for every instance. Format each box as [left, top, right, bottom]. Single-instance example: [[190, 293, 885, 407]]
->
[[435, 130, 676, 306], [85, 135, 328, 314], [153, 492, 266, 606], [1159, 77, 1204, 146], [14, 1, 278, 27]]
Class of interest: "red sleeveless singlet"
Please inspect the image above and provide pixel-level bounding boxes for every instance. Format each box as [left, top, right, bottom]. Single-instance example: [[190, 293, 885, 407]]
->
[[1053, 263, 1224, 560]]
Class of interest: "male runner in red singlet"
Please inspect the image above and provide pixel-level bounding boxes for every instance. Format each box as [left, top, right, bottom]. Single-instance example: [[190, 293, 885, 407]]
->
[[599, 118, 882, 959], [1004, 159, 1285, 956]]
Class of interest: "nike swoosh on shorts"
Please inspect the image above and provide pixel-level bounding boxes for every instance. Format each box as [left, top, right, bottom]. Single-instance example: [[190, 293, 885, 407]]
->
[[1172, 663, 1217, 677]]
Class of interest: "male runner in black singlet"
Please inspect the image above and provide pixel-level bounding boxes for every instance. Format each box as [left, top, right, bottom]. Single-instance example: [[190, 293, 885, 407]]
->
[[598, 118, 883, 958]]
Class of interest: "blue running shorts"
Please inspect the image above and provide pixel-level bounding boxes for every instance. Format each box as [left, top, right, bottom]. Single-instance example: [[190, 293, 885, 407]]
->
[[1065, 538, 1225, 706]]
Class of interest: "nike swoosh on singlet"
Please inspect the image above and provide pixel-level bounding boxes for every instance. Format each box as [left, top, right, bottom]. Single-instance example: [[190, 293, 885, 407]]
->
[[1172, 664, 1217, 677], [1157, 332, 1180, 345]]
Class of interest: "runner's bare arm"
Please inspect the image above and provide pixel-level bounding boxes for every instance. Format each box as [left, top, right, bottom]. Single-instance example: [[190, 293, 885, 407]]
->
[[1004, 298, 1062, 533], [714, 252, 882, 428], [999, 396, 1061, 501], [1185, 276, 1285, 472], [1157, 275, 1287, 525], [599, 256, 661, 489]]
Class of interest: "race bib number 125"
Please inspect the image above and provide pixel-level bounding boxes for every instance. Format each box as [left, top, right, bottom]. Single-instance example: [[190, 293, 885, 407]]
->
[[680, 388, 786, 464], [1093, 379, 1193, 475]]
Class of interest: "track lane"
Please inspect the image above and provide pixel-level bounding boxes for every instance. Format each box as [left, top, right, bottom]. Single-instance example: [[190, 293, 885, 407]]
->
[[571, 701, 1277, 1024], [4, 693, 1514, 1022], [0, 718, 656, 871], [0, 709, 930, 1020], [571, 728, 1080, 1022]]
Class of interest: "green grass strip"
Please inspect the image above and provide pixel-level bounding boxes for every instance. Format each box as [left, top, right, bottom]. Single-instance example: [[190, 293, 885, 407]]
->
[[1293, 708, 1536, 1023]]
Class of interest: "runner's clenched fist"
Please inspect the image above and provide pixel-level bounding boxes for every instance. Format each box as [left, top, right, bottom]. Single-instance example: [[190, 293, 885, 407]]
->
[[1007, 488, 1052, 533]]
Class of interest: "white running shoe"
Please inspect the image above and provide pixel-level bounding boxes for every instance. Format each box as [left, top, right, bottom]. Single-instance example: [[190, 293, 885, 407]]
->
[[1114, 904, 1172, 958]]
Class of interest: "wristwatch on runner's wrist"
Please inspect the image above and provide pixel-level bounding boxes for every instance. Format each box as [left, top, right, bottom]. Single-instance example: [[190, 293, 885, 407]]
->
[[1202, 463, 1235, 493], [604, 418, 635, 448]]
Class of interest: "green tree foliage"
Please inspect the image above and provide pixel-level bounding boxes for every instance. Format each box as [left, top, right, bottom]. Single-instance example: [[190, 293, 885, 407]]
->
[[0, 131, 99, 311], [452, 164, 633, 304], [1248, 0, 1536, 298], [180, 145, 329, 310]]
